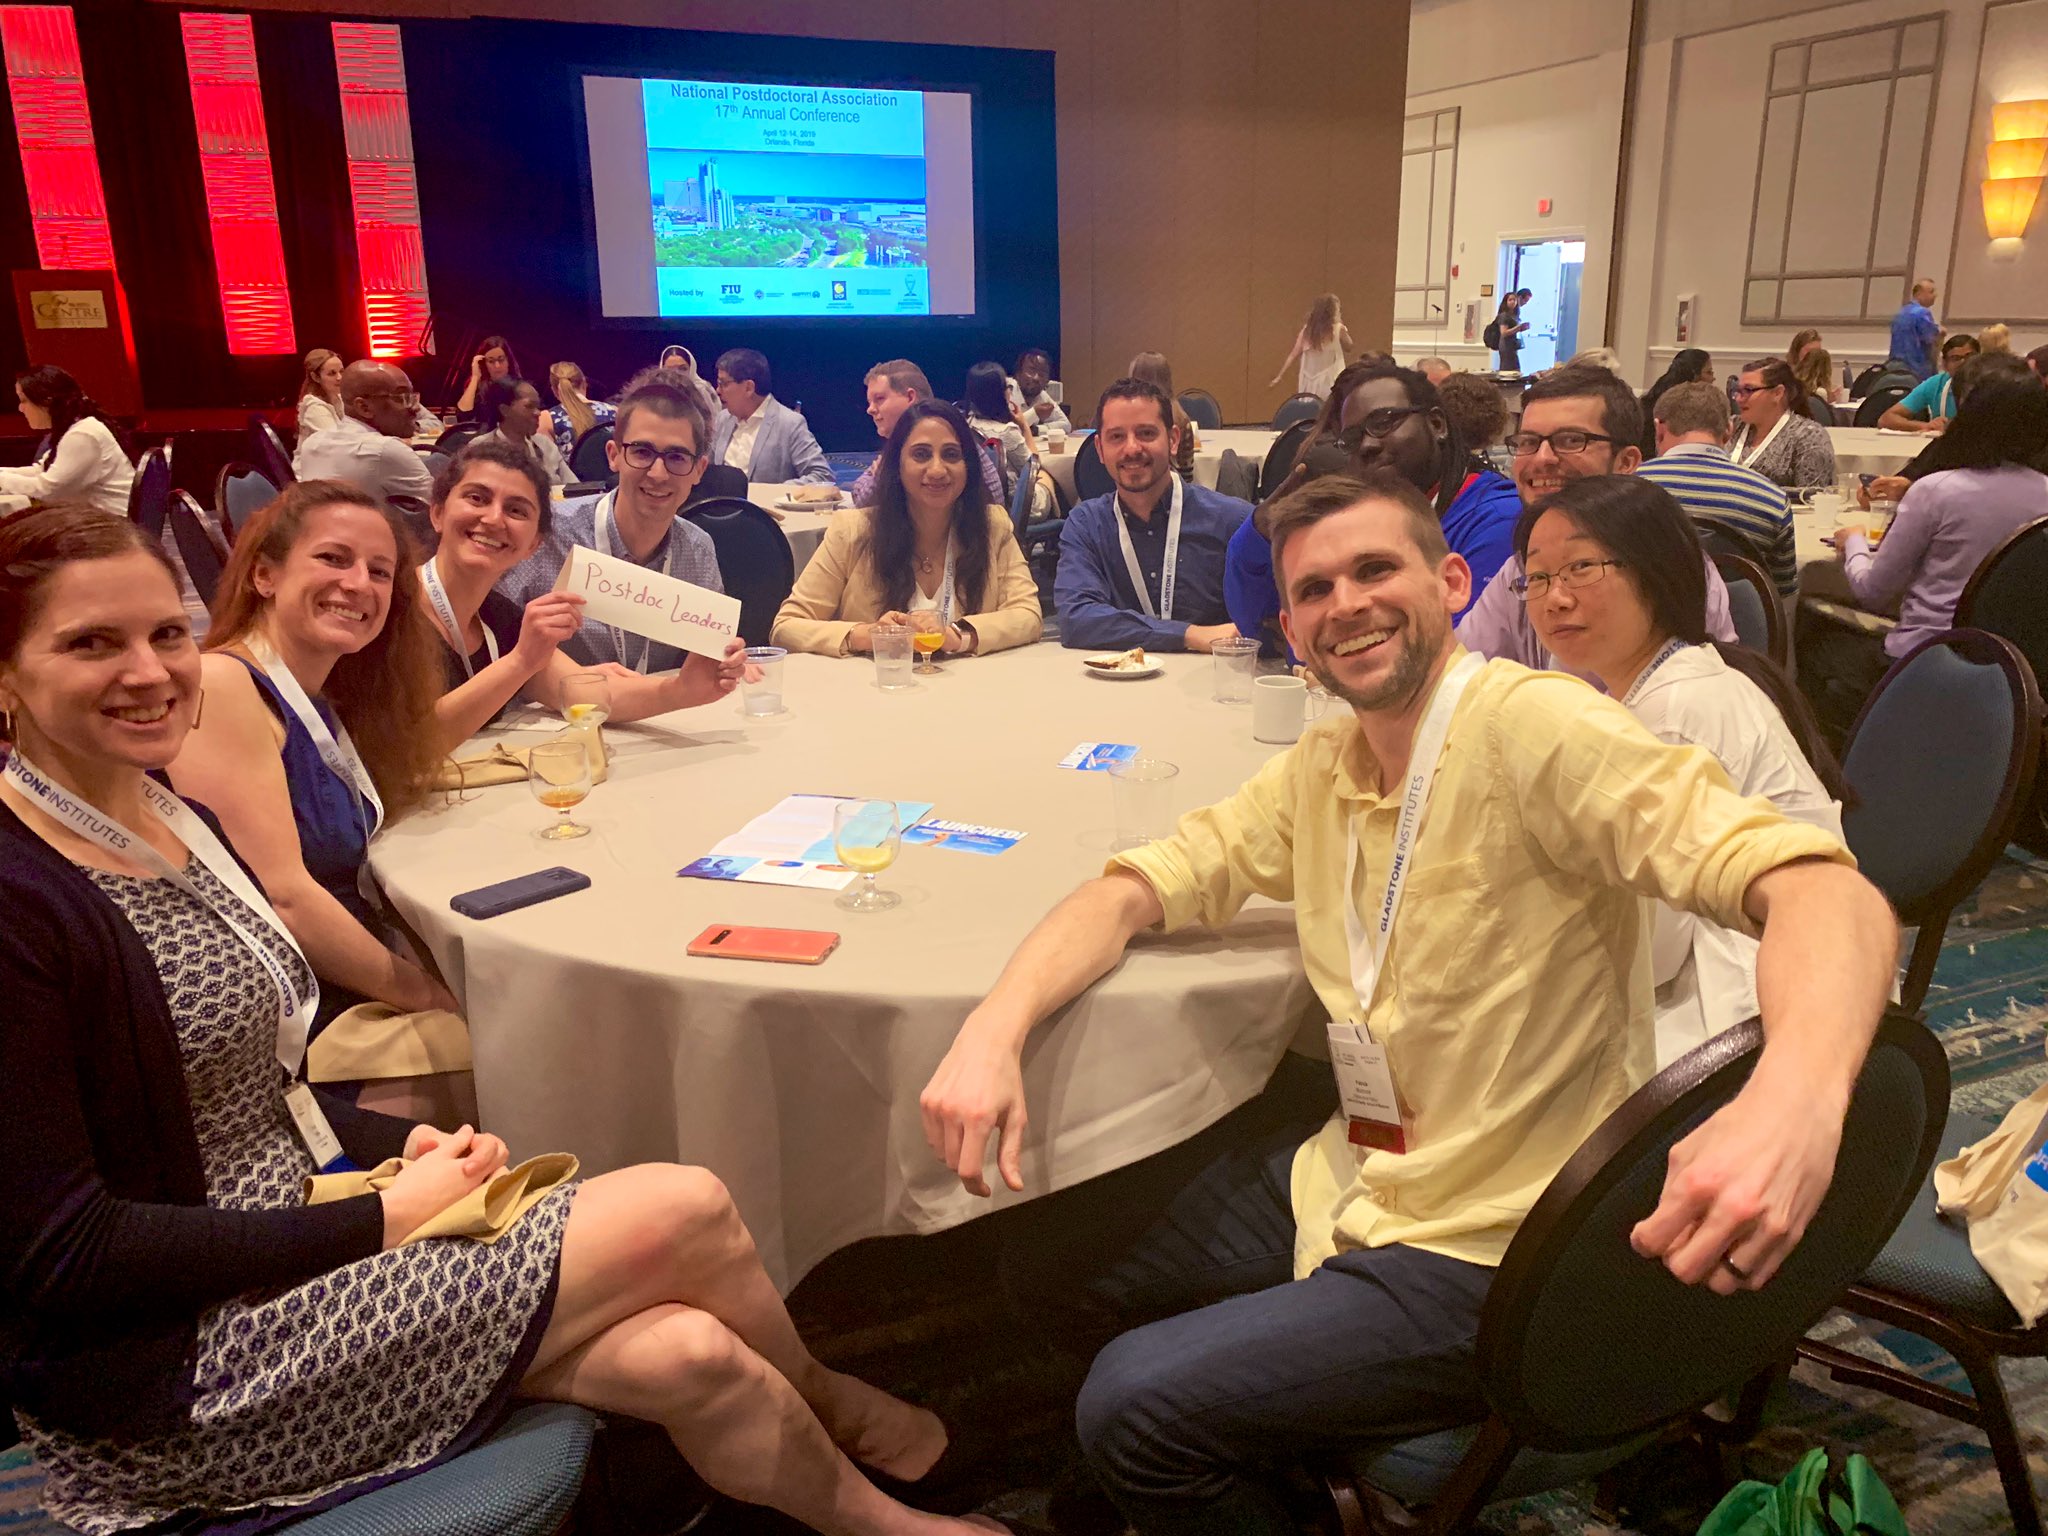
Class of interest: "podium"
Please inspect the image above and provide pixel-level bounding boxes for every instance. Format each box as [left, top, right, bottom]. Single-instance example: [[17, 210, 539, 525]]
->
[[11, 269, 140, 416]]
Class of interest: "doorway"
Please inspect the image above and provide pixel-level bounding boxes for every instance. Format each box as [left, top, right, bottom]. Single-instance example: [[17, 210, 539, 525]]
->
[[1496, 239, 1585, 373]]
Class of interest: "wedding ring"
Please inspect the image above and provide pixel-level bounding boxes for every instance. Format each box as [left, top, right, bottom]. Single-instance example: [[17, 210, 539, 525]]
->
[[1721, 1256, 1751, 1281]]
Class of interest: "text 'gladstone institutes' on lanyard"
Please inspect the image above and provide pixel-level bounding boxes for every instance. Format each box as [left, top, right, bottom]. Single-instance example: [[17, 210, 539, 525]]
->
[[596, 493, 673, 674], [247, 638, 384, 843], [421, 556, 498, 681], [1115, 473, 1184, 620]]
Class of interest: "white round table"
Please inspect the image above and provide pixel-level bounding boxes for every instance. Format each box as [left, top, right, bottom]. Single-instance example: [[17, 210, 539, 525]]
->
[[744, 482, 838, 571], [370, 645, 1317, 1290], [1826, 426, 1923, 479], [1039, 428, 1278, 505]]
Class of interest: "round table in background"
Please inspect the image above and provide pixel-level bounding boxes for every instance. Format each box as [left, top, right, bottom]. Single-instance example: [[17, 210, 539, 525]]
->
[[370, 646, 1317, 1290], [744, 482, 838, 571], [1826, 425, 1923, 480]]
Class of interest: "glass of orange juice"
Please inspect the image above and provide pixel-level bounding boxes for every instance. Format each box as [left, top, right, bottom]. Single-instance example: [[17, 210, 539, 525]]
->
[[832, 798, 902, 911], [911, 618, 945, 675]]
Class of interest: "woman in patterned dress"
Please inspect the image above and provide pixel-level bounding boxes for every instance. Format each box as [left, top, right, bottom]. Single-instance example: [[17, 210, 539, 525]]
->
[[0, 505, 1006, 1535]]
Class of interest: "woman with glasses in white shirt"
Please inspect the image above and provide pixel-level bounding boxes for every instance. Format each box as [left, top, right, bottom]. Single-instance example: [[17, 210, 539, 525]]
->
[[1516, 474, 1846, 1066]]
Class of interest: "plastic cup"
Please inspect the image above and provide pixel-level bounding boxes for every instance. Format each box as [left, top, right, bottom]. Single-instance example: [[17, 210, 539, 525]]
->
[[1212, 636, 1261, 704], [872, 624, 914, 690], [740, 645, 786, 717], [1109, 757, 1179, 851]]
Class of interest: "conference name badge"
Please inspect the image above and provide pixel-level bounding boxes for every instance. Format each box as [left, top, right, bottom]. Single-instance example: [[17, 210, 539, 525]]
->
[[1326, 1020, 1407, 1155], [553, 544, 742, 662]]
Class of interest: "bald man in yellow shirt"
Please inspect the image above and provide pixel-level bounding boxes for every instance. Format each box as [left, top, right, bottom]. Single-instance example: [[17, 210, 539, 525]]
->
[[922, 471, 1897, 1535]]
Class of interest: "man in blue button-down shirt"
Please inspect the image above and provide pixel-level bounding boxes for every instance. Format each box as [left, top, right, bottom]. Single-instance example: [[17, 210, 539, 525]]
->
[[1055, 379, 1251, 652]]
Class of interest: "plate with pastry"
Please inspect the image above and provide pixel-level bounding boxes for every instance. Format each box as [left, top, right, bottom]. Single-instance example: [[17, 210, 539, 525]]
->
[[1083, 648, 1163, 680], [774, 486, 845, 511]]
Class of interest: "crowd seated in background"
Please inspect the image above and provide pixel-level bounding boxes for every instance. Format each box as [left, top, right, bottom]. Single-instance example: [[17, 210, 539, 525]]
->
[[1878, 333, 1981, 433], [1638, 348, 1714, 454], [1435, 369, 1509, 456], [455, 333, 520, 417], [919, 468, 1893, 1535], [852, 358, 1000, 506], [1729, 358, 1836, 490], [1637, 380, 1794, 596], [1516, 474, 1844, 1066], [1006, 346, 1070, 433], [469, 377, 572, 487], [290, 360, 436, 522], [656, 343, 724, 419], [772, 399, 1040, 659], [547, 360, 617, 456], [500, 368, 726, 674], [1458, 365, 1736, 675], [297, 347, 345, 439], [1792, 344, 1841, 407], [1802, 379, 2048, 741], [709, 348, 832, 484], [1, 364, 134, 517], [1415, 355, 1452, 384], [1127, 350, 1198, 479], [963, 359, 1054, 517], [1054, 378, 1248, 654]]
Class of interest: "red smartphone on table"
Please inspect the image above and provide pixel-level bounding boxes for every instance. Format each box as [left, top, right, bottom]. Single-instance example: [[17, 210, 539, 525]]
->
[[686, 924, 841, 965]]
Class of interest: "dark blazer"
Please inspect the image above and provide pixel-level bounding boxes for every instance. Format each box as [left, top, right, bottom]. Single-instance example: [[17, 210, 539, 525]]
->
[[0, 796, 410, 1441]]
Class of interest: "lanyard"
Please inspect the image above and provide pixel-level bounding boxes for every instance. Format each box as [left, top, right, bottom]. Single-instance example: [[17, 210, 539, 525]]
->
[[1621, 638, 1691, 708], [421, 555, 498, 680], [4, 750, 320, 1075], [917, 542, 958, 628], [1339, 652, 1482, 1018], [1114, 474, 1184, 621], [1733, 411, 1790, 470], [595, 492, 674, 674], [247, 638, 384, 844]]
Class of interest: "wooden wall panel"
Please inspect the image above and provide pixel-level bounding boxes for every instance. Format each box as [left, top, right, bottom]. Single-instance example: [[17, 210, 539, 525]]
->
[[194, 0, 1408, 425]]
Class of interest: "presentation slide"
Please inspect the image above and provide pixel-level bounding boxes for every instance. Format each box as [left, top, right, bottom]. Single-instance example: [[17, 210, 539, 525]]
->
[[584, 74, 978, 321]]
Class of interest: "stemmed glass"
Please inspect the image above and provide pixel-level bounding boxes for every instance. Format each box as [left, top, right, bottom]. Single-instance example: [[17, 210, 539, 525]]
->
[[832, 799, 902, 912], [911, 620, 945, 676], [527, 735, 593, 840], [560, 671, 612, 779]]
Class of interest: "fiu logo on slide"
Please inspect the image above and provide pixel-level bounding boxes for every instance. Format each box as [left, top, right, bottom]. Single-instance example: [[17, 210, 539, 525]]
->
[[720, 284, 742, 304]]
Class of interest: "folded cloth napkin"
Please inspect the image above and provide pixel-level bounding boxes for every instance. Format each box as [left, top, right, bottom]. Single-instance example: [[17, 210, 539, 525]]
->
[[305, 1152, 579, 1245], [433, 742, 531, 791], [306, 1002, 473, 1083]]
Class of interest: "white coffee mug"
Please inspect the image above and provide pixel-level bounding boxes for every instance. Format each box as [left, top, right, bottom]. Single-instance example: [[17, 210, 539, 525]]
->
[[1252, 674, 1328, 744]]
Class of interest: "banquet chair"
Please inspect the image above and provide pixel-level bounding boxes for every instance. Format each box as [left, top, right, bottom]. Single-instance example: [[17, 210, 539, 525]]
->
[[1956, 517, 2048, 856], [1073, 432, 1114, 502], [213, 460, 277, 544], [1177, 389, 1223, 431], [0, 1403, 599, 1536], [434, 423, 481, 456], [168, 493, 230, 615], [684, 496, 794, 646], [1803, 393, 1835, 425], [1853, 386, 1910, 428], [1010, 453, 1063, 602], [691, 462, 750, 503], [1694, 521, 1766, 569], [1260, 418, 1317, 499], [247, 415, 295, 489], [1323, 1011, 1947, 1536], [569, 423, 616, 485], [1837, 629, 2041, 1014], [1710, 549, 1787, 667], [127, 446, 174, 541], [1271, 393, 1324, 431]]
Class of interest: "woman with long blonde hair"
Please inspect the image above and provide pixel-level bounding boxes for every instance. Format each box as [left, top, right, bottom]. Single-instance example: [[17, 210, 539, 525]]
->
[[1268, 292, 1353, 398], [297, 347, 344, 438], [547, 360, 616, 458]]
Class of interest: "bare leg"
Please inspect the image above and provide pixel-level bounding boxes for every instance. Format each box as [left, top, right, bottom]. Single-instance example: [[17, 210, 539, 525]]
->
[[529, 1166, 945, 1480], [522, 1302, 981, 1536]]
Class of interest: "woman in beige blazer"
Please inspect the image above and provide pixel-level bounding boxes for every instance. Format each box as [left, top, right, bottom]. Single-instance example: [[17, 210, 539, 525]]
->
[[772, 400, 1043, 658]]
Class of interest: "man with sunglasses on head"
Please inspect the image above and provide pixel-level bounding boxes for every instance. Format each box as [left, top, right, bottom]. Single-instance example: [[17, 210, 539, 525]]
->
[[293, 359, 438, 524], [1455, 364, 1736, 672], [498, 367, 725, 673]]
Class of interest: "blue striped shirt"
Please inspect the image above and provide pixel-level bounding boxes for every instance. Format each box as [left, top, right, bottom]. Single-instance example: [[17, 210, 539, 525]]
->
[[1637, 443, 1796, 595]]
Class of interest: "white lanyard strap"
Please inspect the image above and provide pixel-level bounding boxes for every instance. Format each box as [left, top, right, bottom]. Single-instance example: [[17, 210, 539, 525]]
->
[[1733, 411, 1790, 470], [1621, 638, 1691, 708], [596, 493, 675, 674], [920, 542, 957, 628], [1340, 652, 1483, 1016], [1113, 475, 1184, 621], [5, 750, 320, 1074], [422, 556, 498, 680], [248, 639, 384, 843]]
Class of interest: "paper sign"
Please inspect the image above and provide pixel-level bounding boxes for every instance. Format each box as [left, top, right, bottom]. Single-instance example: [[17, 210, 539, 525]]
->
[[553, 543, 741, 662]]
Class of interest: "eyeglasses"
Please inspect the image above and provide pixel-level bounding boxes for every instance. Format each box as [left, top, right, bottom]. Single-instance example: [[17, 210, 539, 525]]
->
[[1505, 429, 1616, 457], [1731, 384, 1773, 399], [1337, 405, 1428, 447], [371, 389, 418, 407], [620, 440, 703, 474], [1510, 557, 1624, 602]]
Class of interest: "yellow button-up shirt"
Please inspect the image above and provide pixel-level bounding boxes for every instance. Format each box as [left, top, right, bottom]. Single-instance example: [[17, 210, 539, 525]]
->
[[1110, 653, 1853, 1277]]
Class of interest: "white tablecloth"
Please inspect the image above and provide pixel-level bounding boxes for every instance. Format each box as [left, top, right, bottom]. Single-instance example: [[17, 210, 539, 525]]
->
[[745, 482, 837, 571], [1040, 428, 1279, 504], [1826, 426, 1923, 479], [370, 646, 1316, 1289]]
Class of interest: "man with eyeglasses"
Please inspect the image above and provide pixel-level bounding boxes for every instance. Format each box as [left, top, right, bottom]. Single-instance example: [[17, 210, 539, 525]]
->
[[498, 367, 725, 673], [1455, 364, 1736, 672], [293, 359, 438, 525]]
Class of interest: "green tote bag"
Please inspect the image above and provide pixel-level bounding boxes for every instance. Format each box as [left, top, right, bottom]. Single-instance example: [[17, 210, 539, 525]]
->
[[1697, 1448, 1909, 1536]]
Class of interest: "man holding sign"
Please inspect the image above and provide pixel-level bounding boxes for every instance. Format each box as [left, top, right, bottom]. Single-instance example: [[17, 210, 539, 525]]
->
[[500, 368, 727, 675], [920, 472, 1897, 1534]]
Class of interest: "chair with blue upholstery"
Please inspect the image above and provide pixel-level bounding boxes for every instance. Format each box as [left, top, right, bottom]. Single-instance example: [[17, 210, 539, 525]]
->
[[1009, 453, 1063, 604], [127, 446, 174, 541], [0, 1402, 599, 1536], [1270, 393, 1324, 430], [1323, 1011, 1948, 1535], [168, 493, 231, 616], [248, 415, 296, 489], [1072, 432, 1114, 503], [213, 460, 278, 545], [1177, 389, 1223, 431], [569, 423, 616, 486], [1958, 516, 2048, 857], [1836, 628, 2041, 1013], [1710, 549, 1787, 668]]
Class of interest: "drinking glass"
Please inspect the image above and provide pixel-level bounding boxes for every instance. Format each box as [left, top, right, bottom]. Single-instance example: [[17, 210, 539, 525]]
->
[[832, 799, 902, 912], [528, 735, 593, 840], [740, 645, 788, 717], [1212, 636, 1261, 704], [1109, 758, 1180, 851], [912, 622, 945, 676], [560, 671, 612, 780], [872, 624, 915, 690]]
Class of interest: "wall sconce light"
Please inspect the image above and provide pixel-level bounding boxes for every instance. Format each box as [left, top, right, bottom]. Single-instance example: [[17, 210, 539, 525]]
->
[[1985, 98, 2048, 239]]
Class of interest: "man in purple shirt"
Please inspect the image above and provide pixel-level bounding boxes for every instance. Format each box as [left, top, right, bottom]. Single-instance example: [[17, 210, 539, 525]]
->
[[1456, 364, 1736, 676]]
